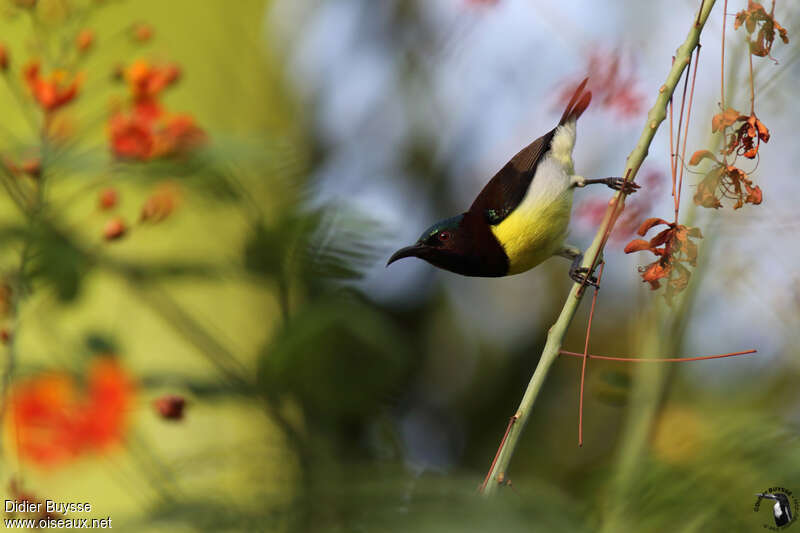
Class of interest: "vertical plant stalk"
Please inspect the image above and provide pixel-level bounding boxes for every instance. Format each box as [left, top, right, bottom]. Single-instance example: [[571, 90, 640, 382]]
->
[[578, 263, 604, 447], [481, 0, 716, 496]]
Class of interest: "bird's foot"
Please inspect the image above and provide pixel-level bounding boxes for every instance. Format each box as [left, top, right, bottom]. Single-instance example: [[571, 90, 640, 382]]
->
[[570, 267, 599, 287], [577, 177, 640, 195], [569, 254, 600, 288], [604, 177, 640, 195]]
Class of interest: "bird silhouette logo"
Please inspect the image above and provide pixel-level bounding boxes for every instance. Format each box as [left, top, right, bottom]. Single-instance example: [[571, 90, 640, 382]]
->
[[755, 487, 799, 530]]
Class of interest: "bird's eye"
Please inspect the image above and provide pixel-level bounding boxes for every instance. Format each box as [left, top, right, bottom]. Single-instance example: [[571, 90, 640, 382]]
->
[[438, 231, 450, 241]]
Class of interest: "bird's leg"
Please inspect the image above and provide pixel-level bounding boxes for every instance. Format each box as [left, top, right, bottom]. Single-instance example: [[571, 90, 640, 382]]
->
[[571, 176, 640, 195], [557, 245, 601, 287], [556, 245, 581, 261]]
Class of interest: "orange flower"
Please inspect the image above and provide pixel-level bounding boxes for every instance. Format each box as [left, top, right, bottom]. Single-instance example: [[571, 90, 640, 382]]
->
[[80, 359, 134, 445], [140, 182, 180, 222], [0, 44, 8, 72], [624, 218, 703, 302], [23, 61, 82, 112], [109, 59, 205, 160], [125, 60, 180, 117], [76, 29, 94, 53], [7, 358, 135, 467], [3, 156, 42, 179], [103, 217, 127, 240]]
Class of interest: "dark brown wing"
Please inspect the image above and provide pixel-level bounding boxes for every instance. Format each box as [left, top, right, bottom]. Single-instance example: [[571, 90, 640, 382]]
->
[[468, 128, 556, 225]]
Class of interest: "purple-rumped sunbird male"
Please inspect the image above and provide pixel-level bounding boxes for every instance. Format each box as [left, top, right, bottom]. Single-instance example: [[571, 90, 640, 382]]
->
[[387, 78, 637, 284]]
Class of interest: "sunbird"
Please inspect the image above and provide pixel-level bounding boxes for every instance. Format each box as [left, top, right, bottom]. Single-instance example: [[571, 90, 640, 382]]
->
[[387, 78, 637, 285]]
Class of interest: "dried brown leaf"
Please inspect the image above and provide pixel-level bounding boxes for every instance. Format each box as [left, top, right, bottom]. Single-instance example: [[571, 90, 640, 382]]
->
[[688, 149, 718, 166], [624, 239, 652, 254], [636, 217, 671, 236]]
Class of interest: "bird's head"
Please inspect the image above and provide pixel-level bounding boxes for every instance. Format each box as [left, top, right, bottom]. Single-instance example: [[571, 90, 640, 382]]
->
[[387, 213, 507, 277]]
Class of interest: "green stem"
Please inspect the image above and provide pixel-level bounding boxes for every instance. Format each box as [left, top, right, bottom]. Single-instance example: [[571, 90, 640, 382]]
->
[[481, 0, 717, 496]]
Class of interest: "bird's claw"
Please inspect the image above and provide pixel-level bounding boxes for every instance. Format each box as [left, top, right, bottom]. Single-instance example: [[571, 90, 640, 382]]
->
[[569, 266, 599, 288], [607, 178, 640, 195]]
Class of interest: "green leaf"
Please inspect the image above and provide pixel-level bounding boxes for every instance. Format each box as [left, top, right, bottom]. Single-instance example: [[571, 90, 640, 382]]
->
[[258, 298, 411, 419]]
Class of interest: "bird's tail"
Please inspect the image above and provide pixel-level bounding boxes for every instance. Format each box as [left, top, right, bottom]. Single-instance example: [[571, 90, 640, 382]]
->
[[559, 77, 592, 126]]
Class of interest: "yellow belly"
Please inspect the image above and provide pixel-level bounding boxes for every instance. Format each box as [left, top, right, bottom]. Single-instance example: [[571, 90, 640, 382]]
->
[[490, 190, 573, 275]]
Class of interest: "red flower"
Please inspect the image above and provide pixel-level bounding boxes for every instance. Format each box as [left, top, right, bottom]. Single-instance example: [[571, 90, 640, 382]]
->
[[109, 59, 205, 160], [109, 111, 206, 160], [8, 358, 135, 467], [109, 111, 154, 160], [126, 60, 180, 118], [23, 61, 82, 112], [98, 187, 118, 210], [81, 359, 134, 444], [152, 114, 207, 157]]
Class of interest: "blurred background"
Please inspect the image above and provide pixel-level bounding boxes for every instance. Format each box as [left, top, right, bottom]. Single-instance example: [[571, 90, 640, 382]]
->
[[0, 0, 799, 531]]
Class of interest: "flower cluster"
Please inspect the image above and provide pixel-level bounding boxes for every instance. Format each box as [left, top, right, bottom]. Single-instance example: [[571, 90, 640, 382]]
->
[[624, 218, 703, 303], [8, 358, 135, 467], [735, 0, 789, 59], [689, 2, 788, 210], [23, 62, 83, 113], [0, 5, 200, 486], [710, 107, 770, 160], [689, 150, 762, 209], [98, 182, 182, 242], [109, 60, 206, 161]]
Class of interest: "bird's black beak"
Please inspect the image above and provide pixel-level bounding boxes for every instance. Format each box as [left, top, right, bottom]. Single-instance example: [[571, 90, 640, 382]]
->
[[387, 244, 424, 267]]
